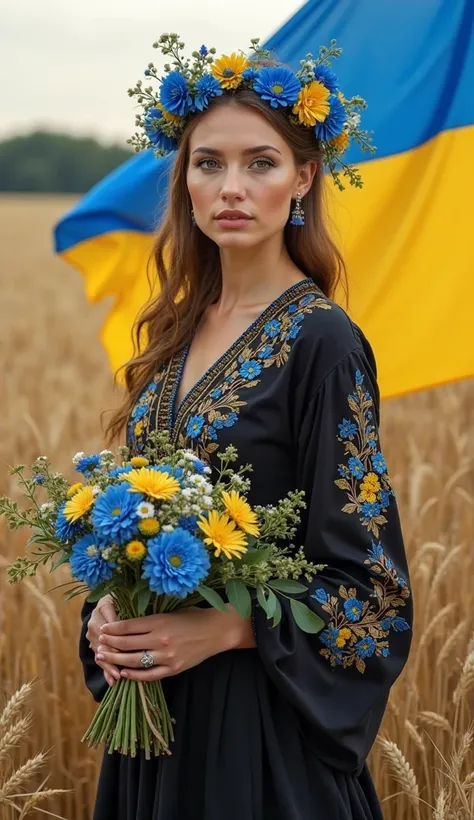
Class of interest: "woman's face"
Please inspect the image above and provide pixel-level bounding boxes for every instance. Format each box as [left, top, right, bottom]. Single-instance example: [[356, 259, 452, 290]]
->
[[186, 104, 314, 250]]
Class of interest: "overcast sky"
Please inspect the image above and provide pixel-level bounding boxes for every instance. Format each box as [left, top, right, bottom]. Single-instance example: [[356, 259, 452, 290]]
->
[[1, 0, 304, 144]]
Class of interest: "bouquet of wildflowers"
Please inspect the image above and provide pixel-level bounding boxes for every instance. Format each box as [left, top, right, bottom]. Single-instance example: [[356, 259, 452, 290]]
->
[[0, 432, 324, 757]]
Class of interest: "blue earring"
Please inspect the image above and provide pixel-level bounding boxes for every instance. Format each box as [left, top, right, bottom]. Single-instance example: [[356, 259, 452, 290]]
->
[[290, 192, 305, 226]]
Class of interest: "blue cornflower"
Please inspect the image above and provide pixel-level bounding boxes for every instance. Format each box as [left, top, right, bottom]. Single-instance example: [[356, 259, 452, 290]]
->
[[253, 66, 301, 108], [381, 647, 390, 657], [187, 415, 205, 439], [319, 627, 339, 648], [372, 452, 387, 475], [258, 345, 272, 360], [160, 71, 193, 116], [242, 67, 259, 82], [381, 617, 393, 630], [338, 465, 347, 477], [314, 94, 346, 142], [367, 438, 378, 450], [210, 388, 222, 399], [368, 541, 384, 562], [142, 528, 210, 597], [92, 483, 143, 545], [70, 533, 115, 588], [143, 108, 178, 152], [398, 575, 408, 588], [264, 319, 281, 338], [108, 464, 134, 479], [207, 426, 218, 441], [361, 501, 382, 520], [355, 636, 376, 658], [314, 64, 338, 93], [33, 474, 45, 484], [286, 323, 301, 340], [199, 45, 208, 56], [339, 419, 357, 439], [344, 597, 364, 622], [348, 457, 365, 478], [55, 503, 83, 544], [75, 455, 101, 475], [239, 360, 262, 380], [312, 588, 329, 604], [194, 74, 223, 111], [178, 515, 199, 533], [392, 617, 410, 631]]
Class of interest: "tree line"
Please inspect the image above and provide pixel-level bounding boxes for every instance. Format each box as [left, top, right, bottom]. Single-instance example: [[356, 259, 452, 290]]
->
[[0, 131, 132, 193]]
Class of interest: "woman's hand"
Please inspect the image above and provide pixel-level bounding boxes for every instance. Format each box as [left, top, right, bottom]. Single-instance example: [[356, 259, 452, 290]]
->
[[97, 606, 256, 682], [86, 594, 122, 687]]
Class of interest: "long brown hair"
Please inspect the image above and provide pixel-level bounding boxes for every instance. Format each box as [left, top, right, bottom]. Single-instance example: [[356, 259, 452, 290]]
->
[[105, 90, 347, 444]]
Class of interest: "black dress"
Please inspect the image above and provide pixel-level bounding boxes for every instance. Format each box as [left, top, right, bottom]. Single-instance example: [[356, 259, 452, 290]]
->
[[79, 278, 412, 820]]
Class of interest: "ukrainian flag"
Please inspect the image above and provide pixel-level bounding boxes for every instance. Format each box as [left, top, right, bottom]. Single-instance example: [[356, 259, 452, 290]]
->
[[54, 0, 474, 398]]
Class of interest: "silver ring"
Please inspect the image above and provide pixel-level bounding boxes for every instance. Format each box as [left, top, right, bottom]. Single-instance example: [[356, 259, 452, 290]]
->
[[140, 650, 155, 669]]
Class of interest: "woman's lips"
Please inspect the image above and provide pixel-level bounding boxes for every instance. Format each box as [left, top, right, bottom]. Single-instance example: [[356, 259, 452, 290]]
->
[[215, 211, 253, 229]]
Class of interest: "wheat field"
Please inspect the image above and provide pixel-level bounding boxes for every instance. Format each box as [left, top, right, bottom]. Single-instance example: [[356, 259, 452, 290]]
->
[[0, 194, 473, 819]]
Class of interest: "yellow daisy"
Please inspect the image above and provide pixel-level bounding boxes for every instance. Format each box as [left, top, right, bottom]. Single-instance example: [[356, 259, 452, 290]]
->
[[293, 81, 330, 127], [221, 491, 259, 537], [156, 101, 184, 126], [211, 53, 250, 90], [125, 540, 147, 561], [63, 485, 95, 522], [67, 482, 83, 498], [138, 518, 161, 537], [197, 511, 248, 560], [330, 131, 350, 153], [130, 456, 150, 468], [122, 468, 180, 501]]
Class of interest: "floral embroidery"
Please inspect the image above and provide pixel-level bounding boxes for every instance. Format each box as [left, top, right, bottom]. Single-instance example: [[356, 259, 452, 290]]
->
[[127, 368, 166, 454], [312, 542, 410, 673], [335, 369, 392, 537], [168, 281, 330, 459]]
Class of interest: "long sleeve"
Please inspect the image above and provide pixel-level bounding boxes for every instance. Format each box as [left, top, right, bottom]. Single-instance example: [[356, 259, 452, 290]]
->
[[252, 340, 412, 773], [79, 599, 108, 703]]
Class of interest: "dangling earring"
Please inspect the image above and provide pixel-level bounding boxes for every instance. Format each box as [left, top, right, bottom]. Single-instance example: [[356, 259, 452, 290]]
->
[[290, 192, 305, 226], [191, 209, 196, 226]]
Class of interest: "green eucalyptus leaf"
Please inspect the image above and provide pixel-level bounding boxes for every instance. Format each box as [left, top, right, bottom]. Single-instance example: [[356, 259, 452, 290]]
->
[[272, 595, 282, 627], [136, 586, 152, 616], [269, 579, 307, 594], [290, 599, 325, 633], [197, 584, 228, 613], [226, 578, 251, 619]]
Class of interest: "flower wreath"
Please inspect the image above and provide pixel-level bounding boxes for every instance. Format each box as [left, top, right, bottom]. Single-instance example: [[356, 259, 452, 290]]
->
[[127, 34, 375, 190]]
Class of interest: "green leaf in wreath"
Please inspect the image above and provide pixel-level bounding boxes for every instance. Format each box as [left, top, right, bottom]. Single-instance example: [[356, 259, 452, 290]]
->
[[289, 599, 325, 633], [268, 579, 307, 594], [197, 584, 228, 613], [226, 578, 251, 619]]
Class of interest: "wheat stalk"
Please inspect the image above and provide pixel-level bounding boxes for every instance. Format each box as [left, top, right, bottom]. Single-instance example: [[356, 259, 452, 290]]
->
[[378, 737, 421, 815], [0, 683, 35, 731]]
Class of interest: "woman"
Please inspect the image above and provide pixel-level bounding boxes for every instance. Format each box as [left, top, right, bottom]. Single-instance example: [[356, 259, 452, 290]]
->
[[80, 38, 412, 820]]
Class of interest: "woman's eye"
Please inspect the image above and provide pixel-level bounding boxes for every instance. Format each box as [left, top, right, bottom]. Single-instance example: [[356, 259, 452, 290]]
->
[[251, 158, 275, 170], [197, 158, 220, 170]]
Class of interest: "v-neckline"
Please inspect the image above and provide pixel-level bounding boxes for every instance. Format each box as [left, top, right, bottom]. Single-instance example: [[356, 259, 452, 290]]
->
[[168, 277, 313, 433]]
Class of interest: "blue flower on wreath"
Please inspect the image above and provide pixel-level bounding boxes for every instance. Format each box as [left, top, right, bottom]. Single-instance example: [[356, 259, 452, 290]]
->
[[253, 66, 301, 108], [239, 360, 262, 380], [92, 483, 143, 545], [194, 74, 223, 111], [348, 457, 365, 478], [314, 64, 339, 94], [242, 67, 259, 82], [55, 503, 82, 543], [339, 419, 357, 439], [187, 414, 205, 439], [70, 533, 115, 588], [258, 345, 272, 360], [314, 94, 346, 141], [344, 597, 364, 622], [75, 455, 101, 475], [143, 108, 178, 152], [160, 71, 193, 116], [264, 319, 281, 338], [355, 636, 376, 658], [312, 588, 329, 604], [372, 452, 387, 475], [142, 528, 210, 597]]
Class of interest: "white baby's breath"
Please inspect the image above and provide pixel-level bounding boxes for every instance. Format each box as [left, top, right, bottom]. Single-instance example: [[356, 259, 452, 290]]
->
[[162, 524, 174, 533], [72, 452, 85, 464]]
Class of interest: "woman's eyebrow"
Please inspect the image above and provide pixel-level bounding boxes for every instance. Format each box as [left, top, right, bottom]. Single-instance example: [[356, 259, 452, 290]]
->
[[191, 145, 282, 156]]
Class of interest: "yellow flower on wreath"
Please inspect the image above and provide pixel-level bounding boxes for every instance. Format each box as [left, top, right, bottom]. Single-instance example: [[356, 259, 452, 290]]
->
[[67, 482, 83, 498], [211, 53, 250, 89], [359, 472, 381, 503], [125, 540, 147, 561], [122, 468, 180, 501], [221, 490, 260, 537], [330, 131, 350, 154], [63, 485, 95, 522], [156, 101, 184, 126], [293, 81, 330, 127], [197, 510, 248, 560], [138, 517, 160, 537]]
